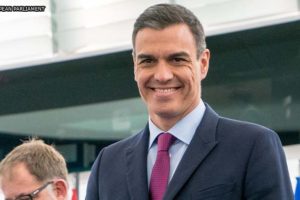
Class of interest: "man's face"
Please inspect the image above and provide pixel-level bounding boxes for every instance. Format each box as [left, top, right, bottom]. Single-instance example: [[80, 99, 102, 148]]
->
[[133, 24, 210, 130], [0, 163, 59, 200]]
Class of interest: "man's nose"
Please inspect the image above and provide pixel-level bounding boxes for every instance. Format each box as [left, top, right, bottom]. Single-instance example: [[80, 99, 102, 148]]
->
[[154, 62, 173, 82]]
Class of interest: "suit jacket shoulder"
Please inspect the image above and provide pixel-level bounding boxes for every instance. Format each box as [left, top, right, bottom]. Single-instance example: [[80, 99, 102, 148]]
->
[[86, 127, 150, 200]]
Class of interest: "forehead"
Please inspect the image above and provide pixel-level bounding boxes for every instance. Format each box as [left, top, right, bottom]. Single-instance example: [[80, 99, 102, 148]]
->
[[134, 24, 197, 56], [0, 163, 40, 199]]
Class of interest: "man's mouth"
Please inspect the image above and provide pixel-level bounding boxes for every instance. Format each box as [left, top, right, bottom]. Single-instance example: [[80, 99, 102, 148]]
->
[[150, 87, 181, 95], [153, 88, 177, 93]]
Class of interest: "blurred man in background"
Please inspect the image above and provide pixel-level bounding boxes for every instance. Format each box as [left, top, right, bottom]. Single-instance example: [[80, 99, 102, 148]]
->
[[0, 139, 69, 200]]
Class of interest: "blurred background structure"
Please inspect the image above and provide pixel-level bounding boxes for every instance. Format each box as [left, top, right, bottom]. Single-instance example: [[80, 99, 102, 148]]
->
[[0, 0, 299, 199]]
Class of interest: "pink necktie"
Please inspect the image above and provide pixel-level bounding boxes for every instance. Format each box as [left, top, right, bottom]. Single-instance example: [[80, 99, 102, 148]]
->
[[150, 132, 175, 200]]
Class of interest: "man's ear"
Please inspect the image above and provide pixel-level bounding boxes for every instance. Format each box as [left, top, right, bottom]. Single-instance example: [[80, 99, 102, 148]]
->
[[53, 179, 68, 200], [199, 49, 210, 80]]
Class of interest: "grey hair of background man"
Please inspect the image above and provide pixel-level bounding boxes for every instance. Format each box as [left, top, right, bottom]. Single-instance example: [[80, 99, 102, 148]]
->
[[132, 3, 207, 58]]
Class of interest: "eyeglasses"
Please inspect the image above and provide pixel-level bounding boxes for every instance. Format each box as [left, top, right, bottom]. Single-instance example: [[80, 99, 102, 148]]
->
[[15, 181, 53, 200]]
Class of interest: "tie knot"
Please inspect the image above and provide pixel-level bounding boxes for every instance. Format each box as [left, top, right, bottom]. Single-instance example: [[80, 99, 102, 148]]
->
[[157, 132, 175, 152]]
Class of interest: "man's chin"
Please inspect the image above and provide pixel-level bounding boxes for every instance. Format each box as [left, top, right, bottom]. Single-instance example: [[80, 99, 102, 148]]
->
[[154, 109, 179, 119]]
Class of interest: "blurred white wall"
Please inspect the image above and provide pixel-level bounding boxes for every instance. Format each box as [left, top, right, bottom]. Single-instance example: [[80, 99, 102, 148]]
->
[[0, 0, 53, 67], [284, 145, 300, 191]]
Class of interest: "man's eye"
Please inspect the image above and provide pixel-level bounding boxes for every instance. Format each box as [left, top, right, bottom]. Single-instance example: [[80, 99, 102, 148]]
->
[[139, 59, 153, 64], [16, 195, 32, 200], [174, 58, 183, 62], [172, 57, 187, 63]]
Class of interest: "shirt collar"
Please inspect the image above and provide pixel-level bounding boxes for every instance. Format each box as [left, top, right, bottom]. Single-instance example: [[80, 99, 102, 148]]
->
[[148, 100, 206, 149]]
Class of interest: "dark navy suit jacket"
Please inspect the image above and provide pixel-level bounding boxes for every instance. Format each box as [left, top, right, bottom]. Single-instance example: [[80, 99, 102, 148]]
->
[[86, 104, 293, 200]]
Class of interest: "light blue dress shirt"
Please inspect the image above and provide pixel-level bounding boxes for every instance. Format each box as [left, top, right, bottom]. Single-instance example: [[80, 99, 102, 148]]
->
[[147, 100, 206, 186]]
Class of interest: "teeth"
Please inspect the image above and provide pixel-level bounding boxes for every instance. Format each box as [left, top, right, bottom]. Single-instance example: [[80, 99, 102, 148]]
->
[[155, 88, 176, 93]]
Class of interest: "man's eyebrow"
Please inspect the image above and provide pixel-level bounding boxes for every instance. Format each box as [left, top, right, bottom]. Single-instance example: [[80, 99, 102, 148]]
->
[[137, 54, 155, 60], [168, 52, 190, 58]]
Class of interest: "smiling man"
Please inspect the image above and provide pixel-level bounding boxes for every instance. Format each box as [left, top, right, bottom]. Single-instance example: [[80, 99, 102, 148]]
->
[[0, 139, 69, 200], [86, 3, 293, 200]]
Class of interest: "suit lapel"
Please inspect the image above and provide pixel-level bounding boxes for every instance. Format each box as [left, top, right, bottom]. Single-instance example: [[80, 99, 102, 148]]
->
[[125, 125, 150, 200], [164, 104, 219, 200]]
